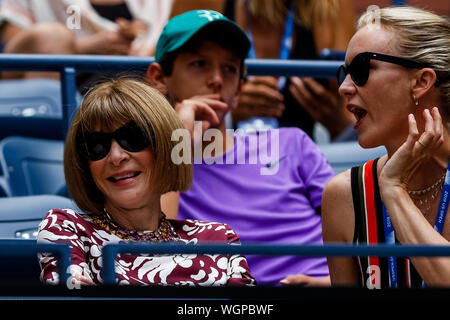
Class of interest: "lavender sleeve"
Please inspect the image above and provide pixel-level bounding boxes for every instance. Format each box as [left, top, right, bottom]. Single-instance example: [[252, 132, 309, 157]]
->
[[296, 132, 335, 209]]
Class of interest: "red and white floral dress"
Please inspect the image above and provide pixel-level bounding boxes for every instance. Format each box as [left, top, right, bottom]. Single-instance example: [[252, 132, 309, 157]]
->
[[37, 208, 255, 286]]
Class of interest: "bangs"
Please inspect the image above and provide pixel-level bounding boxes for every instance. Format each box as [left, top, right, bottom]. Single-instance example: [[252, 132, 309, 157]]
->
[[78, 83, 152, 136]]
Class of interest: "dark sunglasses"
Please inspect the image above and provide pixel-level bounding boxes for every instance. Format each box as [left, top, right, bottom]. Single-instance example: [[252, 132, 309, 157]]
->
[[78, 121, 151, 161], [337, 51, 428, 87]]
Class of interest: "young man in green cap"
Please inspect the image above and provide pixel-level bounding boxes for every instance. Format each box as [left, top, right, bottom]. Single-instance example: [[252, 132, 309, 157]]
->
[[148, 9, 334, 286]]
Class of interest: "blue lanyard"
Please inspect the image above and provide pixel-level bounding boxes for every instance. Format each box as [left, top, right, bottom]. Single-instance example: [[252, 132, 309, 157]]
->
[[382, 160, 450, 288], [245, 0, 294, 90]]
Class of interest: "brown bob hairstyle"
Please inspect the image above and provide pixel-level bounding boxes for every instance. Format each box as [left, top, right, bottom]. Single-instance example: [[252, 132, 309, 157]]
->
[[64, 77, 192, 214]]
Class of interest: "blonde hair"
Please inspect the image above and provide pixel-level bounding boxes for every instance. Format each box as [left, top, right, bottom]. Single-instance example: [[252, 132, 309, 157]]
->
[[64, 78, 192, 214], [358, 6, 450, 117], [247, 0, 340, 28]]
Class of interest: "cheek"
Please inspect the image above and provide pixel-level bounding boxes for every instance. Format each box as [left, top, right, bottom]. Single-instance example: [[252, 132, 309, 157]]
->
[[165, 75, 198, 102], [88, 161, 104, 189]]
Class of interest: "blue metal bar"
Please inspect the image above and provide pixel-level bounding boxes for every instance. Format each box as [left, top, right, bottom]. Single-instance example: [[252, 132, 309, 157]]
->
[[61, 67, 77, 138], [0, 54, 342, 76], [246, 58, 342, 77], [102, 243, 450, 285], [0, 54, 344, 137], [0, 240, 71, 284], [0, 54, 152, 73]]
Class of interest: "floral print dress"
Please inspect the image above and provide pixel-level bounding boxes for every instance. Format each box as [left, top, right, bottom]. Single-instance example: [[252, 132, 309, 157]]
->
[[37, 208, 255, 286]]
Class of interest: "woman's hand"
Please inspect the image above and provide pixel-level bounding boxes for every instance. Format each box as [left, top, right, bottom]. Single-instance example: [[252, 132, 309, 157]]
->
[[380, 107, 444, 192]]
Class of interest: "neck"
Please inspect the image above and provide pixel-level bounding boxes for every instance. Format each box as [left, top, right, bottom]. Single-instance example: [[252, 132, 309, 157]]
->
[[104, 198, 162, 232]]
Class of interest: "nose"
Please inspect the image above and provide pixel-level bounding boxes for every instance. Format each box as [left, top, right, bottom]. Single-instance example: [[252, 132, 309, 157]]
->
[[108, 139, 129, 166], [338, 74, 357, 98], [207, 66, 223, 92]]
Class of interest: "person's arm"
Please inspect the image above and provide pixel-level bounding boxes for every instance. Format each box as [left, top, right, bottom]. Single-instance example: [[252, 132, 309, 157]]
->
[[222, 224, 256, 286], [279, 131, 334, 286], [280, 274, 330, 287], [0, 21, 23, 43], [321, 171, 361, 286], [74, 29, 132, 55], [312, 0, 355, 53], [37, 209, 95, 285], [379, 108, 450, 286]]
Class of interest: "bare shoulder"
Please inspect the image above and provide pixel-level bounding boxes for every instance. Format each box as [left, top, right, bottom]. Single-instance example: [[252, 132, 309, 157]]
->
[[322, 169, 354, 243], [323, 169, 352, 203]]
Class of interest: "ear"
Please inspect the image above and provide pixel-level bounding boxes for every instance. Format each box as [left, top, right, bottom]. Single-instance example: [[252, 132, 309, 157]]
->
[[411, 68, 438, 100], [229, 80, 243, 111], [146, 63, 169, 96]]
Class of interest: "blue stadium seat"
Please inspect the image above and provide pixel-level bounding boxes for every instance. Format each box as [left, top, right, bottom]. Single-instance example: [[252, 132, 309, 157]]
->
[[0, 174, 10, 197], [319, 141, 386, 174], [0, 194, 78, 239], [0, 78, 81, 140], [0, 136, 65, 196]]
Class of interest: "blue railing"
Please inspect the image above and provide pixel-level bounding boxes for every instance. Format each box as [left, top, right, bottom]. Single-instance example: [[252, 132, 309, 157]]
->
[[2, 240, 450, 286], [102, 243, 450, 285], [0, 54, 343, 137], [0, 239, 70, 284]]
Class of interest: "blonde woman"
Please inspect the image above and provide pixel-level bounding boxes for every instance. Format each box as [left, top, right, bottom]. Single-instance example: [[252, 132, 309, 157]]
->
[[37, 78, 255, 286], [322, 6, 450, 288]]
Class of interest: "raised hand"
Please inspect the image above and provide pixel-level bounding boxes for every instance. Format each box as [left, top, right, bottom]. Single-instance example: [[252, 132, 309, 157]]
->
[[380, 107, 444, 191]]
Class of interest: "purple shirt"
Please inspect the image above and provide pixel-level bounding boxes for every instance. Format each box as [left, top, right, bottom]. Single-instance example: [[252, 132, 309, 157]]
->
[[178, 128, 335, 286]]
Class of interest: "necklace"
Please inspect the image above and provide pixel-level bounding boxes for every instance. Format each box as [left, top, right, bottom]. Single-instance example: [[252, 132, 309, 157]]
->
[[90, 209, 179, 242], [408, 172, 446, 214]]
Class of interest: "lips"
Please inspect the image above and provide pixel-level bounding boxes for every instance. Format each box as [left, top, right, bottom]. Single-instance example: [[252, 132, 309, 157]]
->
[[347, 105, 367, 129], [107, 171, 141, 183]]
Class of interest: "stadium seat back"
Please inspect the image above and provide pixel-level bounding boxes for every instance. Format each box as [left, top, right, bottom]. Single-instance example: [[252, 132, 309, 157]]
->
[[0, 196, 77, 284], [0, 195, 78, 239], [0, 136, 65, 196], [0, 78, 81, 140]]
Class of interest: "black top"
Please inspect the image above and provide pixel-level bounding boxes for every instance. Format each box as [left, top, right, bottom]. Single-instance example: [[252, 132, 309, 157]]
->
[[91, 2, 133, 22], [350, 159, 423, 288]]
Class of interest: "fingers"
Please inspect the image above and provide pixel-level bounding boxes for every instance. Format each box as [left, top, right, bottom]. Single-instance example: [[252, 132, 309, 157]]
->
[[174, 94, 229, 137], [411, 108, 444, 156], [289, 77, 342, 123], [237, 76, 284, 118], [74, 273, 95, 285], [248, 76, 282, 91]]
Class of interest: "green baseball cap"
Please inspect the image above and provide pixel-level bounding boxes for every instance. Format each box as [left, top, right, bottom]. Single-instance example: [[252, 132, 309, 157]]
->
[[155, 9, 250, 62]]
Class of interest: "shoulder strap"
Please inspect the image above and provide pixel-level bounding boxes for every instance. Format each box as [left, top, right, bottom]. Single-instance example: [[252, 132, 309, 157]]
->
[[351, 159, 385, 287]]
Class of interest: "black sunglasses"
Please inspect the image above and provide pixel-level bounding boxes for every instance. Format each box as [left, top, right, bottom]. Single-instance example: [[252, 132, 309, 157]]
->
[[78, 121, 151, 161], [337, 51, 428, 87]]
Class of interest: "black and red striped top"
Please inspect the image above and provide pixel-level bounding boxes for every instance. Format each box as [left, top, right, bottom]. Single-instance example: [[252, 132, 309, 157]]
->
[[351, 158, 422, 288]]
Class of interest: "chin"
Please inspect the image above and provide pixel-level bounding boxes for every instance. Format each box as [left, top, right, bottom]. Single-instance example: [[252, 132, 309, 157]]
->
[[357, 132, 383, 150]]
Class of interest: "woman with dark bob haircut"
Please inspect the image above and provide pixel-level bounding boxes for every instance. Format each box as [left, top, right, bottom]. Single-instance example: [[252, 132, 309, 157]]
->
[[37, 78, 255, 286]]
